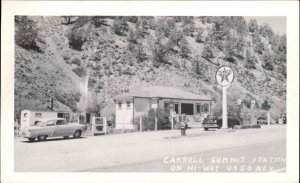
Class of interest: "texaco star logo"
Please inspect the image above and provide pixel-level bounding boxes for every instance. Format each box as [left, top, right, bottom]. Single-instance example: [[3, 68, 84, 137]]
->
[[215, 66, 235, 87]]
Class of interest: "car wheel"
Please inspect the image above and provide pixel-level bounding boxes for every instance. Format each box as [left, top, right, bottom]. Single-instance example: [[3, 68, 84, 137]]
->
[[28, 138, 35, 142], [204, 127, 209, 131], [38, 135, 47, 141], [63, 136, 69, 139], [73, 130, 81, 138]]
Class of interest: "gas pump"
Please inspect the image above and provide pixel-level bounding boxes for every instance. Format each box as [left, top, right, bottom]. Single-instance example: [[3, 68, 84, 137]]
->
[[91, 116, 107, 136]]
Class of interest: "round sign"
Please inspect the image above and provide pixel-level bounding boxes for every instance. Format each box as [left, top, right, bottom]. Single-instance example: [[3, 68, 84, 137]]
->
[[251, 100, 256, 105], [215, 66, 235, 87], [237, 99, 242, 105]]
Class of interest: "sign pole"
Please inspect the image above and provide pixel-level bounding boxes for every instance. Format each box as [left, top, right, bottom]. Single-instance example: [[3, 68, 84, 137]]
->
[[215, 66, 235, 129], [222, 86, 228, 129]]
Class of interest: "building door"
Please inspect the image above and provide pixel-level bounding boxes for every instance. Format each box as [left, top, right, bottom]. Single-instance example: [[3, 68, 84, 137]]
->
[[196, 104, 201, 114], [174, 103, 179, 114]]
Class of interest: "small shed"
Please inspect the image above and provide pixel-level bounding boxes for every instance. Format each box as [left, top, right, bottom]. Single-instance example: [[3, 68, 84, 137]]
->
[[114, 86, 213, 129]]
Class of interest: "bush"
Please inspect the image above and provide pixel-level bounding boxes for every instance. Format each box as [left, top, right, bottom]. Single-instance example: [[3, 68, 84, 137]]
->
[[244, 49, 256, 69], [67, 27, 87, 50], [195, 28, 205, 43], [156, 18, 176, 38], [91, 16, 107, 27], [248, 19, 259, 33], [55, 93, 78, 112], [112, 18, 129, 36], [259, 23, 274, 38], [73, 92, 81, 102], [72, 67, 86, 77], [262, 61, 274, 71], [71, 57, 81, 66], [15, 16, 41, 51], [61, 16, 77, 24], [262, 52, 274, 71], [261, 100, 271, 111], [179, 38, 191, 58], [152, 35, 172, 64], [67, 20, 88, 50], [94, 81, 105, 93], [202, 44, 214, 61], [139, 107, 171, 131]]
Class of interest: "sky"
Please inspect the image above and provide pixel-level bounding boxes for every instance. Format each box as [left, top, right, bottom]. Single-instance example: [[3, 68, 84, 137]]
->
[[244, 16, 286, 35]]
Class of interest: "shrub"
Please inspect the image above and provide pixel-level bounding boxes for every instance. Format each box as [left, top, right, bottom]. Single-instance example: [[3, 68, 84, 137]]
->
[[61, 16, 77, 24], [55, 93, 78, 112], [63, 55, 70, 61], [183, 23, 195, 36], [262, 52, 274, 71], [156, 17, 176, 37], [15, 16, 41, 51], [152, 35, 172, 64], [261, 100, 271, 111], [259, 23, 274, 38], [156, 107, 171, 130], [201, 44, 214, 61], [73, 92, 81, 102], [244, 49, 256, 69], [179, 38, 191, 58], [91, 16, 107, 27], [67, 19, 88, 50], [71, 57, 81, 66], [195, 28, 205, 43], [88, 77, 97, 88], [72, 67, 86, 77], [94, 81, 105, 93], [262, 61, 274, 71], [248, 19, 259, 33], [139, 107, 171, 131], [67, 27, 87, 50], [112, 18, 129, 36]]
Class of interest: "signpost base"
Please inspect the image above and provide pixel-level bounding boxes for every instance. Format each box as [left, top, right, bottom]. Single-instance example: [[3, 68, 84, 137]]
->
[[222, 86, 229, 129]]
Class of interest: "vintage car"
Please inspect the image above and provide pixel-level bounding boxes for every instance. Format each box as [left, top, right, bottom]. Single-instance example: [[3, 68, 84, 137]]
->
[[21, 118, 86, 142], [202, 115, 240, 131], [257, 116, 268, 125]]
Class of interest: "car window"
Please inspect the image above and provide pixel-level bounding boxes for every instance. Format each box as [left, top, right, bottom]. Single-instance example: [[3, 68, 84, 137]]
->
[[56, 120, 67, 125], [34, 121, 43, 126], [46, 120, 56, 126]]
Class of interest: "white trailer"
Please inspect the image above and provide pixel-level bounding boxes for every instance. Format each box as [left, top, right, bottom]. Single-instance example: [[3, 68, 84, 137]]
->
[[20, 110, 72, 131]]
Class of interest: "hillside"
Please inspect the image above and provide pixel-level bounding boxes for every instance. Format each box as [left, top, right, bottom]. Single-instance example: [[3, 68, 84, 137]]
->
[[14, 16, 286, 119]]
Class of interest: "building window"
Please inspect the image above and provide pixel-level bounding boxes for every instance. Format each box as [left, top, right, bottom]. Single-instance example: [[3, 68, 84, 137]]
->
[[204, 103, 209, 113], [126, 101, 131, 108], [200, 104, 204, 113], [181, 103, 194, 115], [118, 101, 122, 108], [35, 113, 42, 118], [164, 102, 170, 114]]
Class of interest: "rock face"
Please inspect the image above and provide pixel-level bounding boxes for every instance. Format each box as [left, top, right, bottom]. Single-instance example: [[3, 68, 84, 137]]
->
[[14, 16, 286, 119]]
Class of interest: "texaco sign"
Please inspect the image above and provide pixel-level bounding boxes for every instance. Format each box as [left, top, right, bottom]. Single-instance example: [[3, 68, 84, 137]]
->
[[215, 66, 235, 87]]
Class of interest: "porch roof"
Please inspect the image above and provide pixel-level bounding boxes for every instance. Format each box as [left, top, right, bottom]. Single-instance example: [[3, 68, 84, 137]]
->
[[114, 86, 213, 101]]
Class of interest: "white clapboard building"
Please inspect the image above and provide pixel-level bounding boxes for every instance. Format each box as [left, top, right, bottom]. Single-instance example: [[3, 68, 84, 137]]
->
[[114, 86, 213, 129]]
